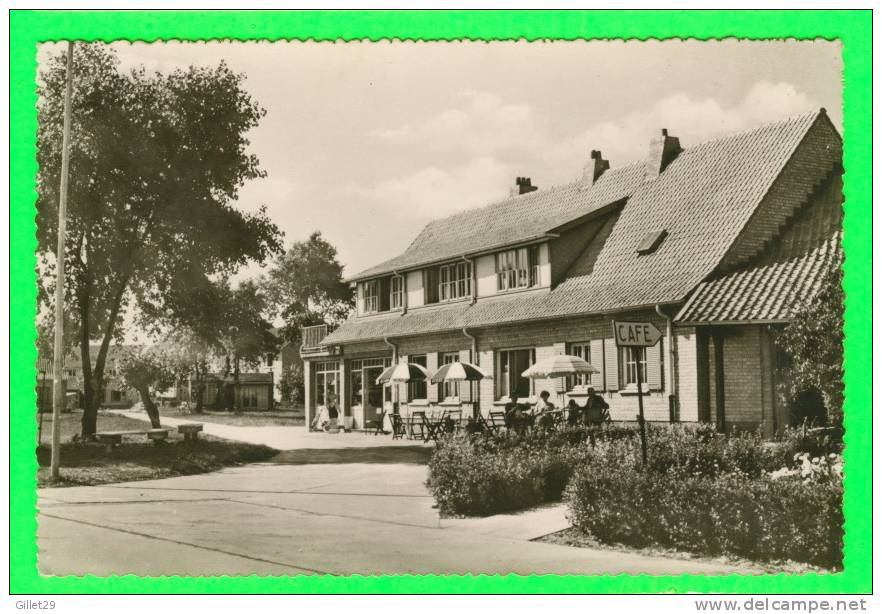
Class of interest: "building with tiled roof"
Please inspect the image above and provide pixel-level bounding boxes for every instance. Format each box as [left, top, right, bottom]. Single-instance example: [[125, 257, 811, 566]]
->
[[301, 109, 843, 435]]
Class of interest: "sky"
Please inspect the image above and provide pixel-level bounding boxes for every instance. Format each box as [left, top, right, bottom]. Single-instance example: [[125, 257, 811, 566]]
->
[[40, 39, 842, 280]]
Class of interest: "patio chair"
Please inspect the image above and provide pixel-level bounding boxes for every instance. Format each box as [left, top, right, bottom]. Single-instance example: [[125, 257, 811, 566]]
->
[[390, 413, 406, 440], [407, 410, 426, 441], [445, 409, 463, 433], [373, 410, 386, 436], [421, 410, 447, 443], [487, 411, 507, 433]]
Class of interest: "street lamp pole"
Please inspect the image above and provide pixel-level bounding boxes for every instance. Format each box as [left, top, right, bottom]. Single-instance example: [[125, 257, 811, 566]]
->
[[51, 41, 75, 481]]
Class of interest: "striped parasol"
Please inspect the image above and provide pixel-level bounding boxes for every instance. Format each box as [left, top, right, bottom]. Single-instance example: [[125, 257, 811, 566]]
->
[[375, 362, 431, 384], [521, 354, 599, 379], [430, 361, 489, 384]]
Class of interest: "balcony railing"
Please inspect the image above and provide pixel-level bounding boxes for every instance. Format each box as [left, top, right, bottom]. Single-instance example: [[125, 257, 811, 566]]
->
[[301, 324, 329, 351]]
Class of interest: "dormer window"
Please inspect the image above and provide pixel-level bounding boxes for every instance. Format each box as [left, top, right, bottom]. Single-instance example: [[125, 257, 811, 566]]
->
[[496, 245, 540, 291], [439, 262, 472, 301], [362, 279, 380, 313], [390, 275, 404, 310], [424, 262, 472, 304], [637, 230, 668, 255]]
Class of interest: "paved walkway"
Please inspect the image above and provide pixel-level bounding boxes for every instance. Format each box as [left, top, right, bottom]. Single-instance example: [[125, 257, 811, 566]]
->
[[111, 409, 422, 450], [39, 458, 754, 576]]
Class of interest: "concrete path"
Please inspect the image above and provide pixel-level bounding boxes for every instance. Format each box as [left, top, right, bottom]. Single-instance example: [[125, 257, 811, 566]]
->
[[111, 409, 423, 451], [39, 459, 754, 576]]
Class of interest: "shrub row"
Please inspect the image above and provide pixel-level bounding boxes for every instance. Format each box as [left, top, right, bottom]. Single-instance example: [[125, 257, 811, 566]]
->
[[566, 440, 843, 568], [426, 430, 590, 516], [426, 423, 844, 568]]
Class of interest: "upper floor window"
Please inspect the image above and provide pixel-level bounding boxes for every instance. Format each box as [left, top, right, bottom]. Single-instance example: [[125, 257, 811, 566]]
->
[[496, 245, 540, 291], [390, 275, 404, 310], [439, 262, 472, 301], [361, 277, 392, 314], [425, 262, 472, 304], [362, 279, 380, 313]]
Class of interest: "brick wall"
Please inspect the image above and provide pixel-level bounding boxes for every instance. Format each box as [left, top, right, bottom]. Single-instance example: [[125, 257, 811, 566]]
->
[[309, 312, 781, 430]]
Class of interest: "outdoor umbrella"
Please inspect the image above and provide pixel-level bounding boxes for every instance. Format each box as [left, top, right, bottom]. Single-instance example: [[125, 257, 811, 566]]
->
[[430, 361, 488, 419], [521, 354, 600, 408], [429, 361, 488, 384], [375, 362, 431, 384], [521, 354, 599, 379]]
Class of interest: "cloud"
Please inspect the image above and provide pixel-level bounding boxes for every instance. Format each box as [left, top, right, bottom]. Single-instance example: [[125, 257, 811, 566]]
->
[[369, 89, 543, 158], [341, 156, 513, 221], [346, 80, 821, 255], [549, 81, 820, 168]]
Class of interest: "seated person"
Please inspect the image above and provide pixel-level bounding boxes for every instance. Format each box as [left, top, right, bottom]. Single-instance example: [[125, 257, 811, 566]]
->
[[536, 390, 555, 413], [566, 399, 584, 426], [584, 387, 611, 425], [504, 392, 522, 428]]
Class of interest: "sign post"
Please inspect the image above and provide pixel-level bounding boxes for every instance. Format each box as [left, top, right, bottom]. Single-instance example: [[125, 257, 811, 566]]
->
[[612, 320, 663, 465]]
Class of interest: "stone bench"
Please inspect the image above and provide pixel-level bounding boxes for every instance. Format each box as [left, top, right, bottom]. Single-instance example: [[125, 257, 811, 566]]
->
[[95, 429, 172, 453], [177, 423, 204, 441]]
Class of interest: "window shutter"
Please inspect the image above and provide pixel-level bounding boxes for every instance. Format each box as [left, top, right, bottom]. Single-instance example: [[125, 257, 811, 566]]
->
[[590, 339, 605, 389], [647, 340, 663, 391], [427, 353, 439, 402], [458, 349, 472, 402], [604, 338, 619, 391]]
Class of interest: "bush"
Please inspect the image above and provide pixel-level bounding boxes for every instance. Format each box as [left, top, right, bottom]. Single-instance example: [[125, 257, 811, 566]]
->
[[565, 438, 844, 568], [645, 423, 780, 478], [426, 431, 591, 516]]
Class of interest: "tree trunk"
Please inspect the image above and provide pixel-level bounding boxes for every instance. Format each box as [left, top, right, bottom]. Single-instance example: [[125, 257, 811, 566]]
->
[[138, 386, 161, 428], [194, 381, 205, 414], [233, 353, 241, 415], [79, 332, 99, 437]]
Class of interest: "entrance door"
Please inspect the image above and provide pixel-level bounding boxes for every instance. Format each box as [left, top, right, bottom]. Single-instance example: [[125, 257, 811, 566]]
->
[[363, 366, 386, 426]]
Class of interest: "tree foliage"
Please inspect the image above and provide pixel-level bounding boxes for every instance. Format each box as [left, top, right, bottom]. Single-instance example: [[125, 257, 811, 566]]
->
[[263, 231, 353, 346], [36, 43, 282, 435], [776, 266, 845, 426]]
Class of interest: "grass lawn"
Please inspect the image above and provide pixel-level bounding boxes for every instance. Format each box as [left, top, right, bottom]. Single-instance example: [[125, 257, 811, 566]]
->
[[37, 410, 277, 488], [159, 406, 305, 427]]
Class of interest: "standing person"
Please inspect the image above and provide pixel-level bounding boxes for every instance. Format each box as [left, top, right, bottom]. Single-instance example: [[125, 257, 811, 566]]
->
[[584, 387, 611, 425], [326, 393, 340, 432]]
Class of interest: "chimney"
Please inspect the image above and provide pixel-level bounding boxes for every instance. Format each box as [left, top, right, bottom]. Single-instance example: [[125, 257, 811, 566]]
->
[[514, 176, 538, 195], [645, 129, 682, 181], [583, 150, 610, 185]]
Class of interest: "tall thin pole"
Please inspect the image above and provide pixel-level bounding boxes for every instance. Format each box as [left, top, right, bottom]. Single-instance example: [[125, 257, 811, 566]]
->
[[51, 41, 75, 481]]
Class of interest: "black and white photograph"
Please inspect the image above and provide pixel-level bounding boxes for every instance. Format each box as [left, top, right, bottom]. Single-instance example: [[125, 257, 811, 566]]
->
[[35, 39, 845, 576]]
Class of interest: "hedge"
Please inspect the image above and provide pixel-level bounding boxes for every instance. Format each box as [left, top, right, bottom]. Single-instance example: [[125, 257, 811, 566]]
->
[[565, 438, 844, 568]]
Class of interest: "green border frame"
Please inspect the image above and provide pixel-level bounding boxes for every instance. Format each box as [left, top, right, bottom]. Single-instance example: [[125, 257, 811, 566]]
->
[[10, 9, 872, 594]]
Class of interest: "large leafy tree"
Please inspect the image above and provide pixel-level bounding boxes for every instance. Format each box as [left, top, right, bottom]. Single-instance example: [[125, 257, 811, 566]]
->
[[219, 280, 278, 412], [776, 266, 845, 426], [37, 43, 282, 435], [263, 231, 353, 346]]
